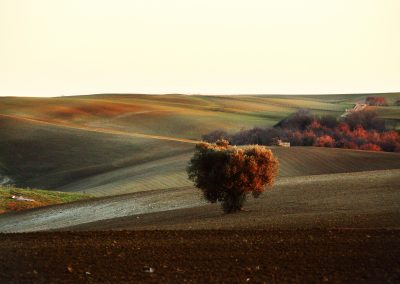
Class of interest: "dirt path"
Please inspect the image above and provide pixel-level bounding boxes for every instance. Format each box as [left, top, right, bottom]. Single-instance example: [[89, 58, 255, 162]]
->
[[0, 113, 200, 144], [1, 230, 399, 283], [0, 186, 205, 233], [68, 168, 400, 231], [341, 103, 367, 117]]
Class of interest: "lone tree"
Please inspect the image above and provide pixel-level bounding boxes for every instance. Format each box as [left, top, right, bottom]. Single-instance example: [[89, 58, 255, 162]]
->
[[187, 140, 279, 213]]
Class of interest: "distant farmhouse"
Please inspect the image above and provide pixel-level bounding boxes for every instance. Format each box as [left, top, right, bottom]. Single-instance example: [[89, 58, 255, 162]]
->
[[272, 138, 290, 147]]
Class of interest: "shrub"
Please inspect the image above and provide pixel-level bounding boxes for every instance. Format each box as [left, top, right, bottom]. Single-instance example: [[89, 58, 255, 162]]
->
[[230, 128, 264, 145], [201, 110, 399, 152], [379, 131, 400, 152], [302, 130, 317, 146], [359, 143, 382, 151], [314, 135, 335, 147], [201, 129, 229, 143], [275, 109, 313, 130], [365, 96, 388, 106], [319, 115, 339, 129], [343, 141, 358, 149], [187, 140, 279, 213], [344, 110, 386, 131]]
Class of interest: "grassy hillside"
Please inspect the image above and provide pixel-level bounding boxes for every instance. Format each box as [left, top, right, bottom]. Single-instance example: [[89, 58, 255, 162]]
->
[[1, 93, 398, 138], [0, 185, 90, 214], [0, 94, 356, 139], [0, 93, 398, 193], [0, 115, 192, 189], [60, 147, 400, 196]]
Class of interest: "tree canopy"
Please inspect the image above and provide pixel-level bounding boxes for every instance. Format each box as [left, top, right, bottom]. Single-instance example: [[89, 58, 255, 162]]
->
[[187, 140, 279, 213]]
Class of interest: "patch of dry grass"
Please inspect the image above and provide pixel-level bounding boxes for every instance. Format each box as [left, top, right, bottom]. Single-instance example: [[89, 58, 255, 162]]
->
[[0, 185, 91, 214]]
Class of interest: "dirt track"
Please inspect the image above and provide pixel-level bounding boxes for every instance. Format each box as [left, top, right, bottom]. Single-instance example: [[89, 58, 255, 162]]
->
[[1, 230, 399, 283]]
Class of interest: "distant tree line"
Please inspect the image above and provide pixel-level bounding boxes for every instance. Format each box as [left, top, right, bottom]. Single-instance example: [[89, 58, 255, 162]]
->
[[202, 109, 400, 152]]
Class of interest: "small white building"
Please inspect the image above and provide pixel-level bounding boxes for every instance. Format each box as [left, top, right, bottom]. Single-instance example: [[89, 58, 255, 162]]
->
[[272, 138, 290, 147]]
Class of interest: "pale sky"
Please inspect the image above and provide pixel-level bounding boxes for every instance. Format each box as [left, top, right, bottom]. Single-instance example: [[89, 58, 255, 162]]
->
[[0, 0, 399, 97]]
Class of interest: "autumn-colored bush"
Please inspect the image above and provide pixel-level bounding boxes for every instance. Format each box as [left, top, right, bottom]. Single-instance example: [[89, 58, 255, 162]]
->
[[315, 135, 335, 147], [274, 109, 313, 130], [202, 110, 400, 153], [359, 143, 382, 151], [344, 110, 386, 131], [201, 129, 229, 143], [365, 96, 388, 106], [379, 131, 400, 152], [342, 141, 358, 149], [187, 140, 279, 213]]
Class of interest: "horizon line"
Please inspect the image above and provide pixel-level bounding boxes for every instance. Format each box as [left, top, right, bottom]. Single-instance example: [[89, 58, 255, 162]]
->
[[1, 91, 399, 99]]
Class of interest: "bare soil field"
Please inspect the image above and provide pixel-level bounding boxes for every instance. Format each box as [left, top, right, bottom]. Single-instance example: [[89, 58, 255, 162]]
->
[[2, 167, 399, 283], [1, 169, 399, 233], [66, 169, 400, 231], [1, 230, 399, 283]]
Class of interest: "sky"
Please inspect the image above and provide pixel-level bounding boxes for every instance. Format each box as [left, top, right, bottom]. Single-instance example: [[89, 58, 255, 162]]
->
[[0, 0, 399, 97]]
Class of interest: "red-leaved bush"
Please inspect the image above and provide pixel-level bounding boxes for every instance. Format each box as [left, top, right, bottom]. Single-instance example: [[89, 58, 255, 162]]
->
[[202, 109, 400, 153], [359, 143, 382, 151], [315, 135, 335, 147], [365, 96, 388, 106]]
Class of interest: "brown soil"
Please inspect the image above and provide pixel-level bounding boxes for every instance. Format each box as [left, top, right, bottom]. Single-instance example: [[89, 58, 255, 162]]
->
[[1, 230, 399, 283], [65, 169, 400, 231], [2, 169, 399, 233]]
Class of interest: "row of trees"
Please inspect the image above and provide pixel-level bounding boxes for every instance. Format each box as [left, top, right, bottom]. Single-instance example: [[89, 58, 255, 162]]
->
[[202, 110, 400, 152]]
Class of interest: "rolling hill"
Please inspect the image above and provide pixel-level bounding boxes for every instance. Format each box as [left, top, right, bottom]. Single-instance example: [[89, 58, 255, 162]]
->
[[59, 147, 400, 196], [1, 93, 399, 194], [0, 144, 399, 232], [0, 93, 399, 233]]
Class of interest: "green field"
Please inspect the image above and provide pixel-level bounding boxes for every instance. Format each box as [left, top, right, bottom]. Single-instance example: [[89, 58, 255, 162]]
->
[[0, 185, 90, 214], [0, 93, 364, 138]]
